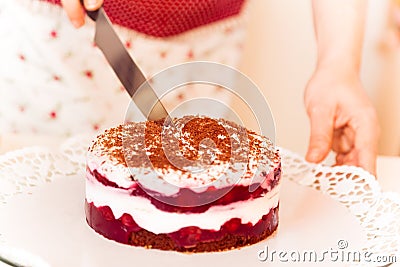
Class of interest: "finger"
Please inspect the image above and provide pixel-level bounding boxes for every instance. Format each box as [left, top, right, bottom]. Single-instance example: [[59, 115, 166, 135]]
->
[[83, 0, 103, 11], [61, 0, 85, 28], [335, 152, 345, 165], [343, 127, 355, 143], [306, 106, 334, 163], [332, 129, 342, 153], [332, 128, 353, 154], [352, 110, 379, 175], [336, 149, 358, 166]]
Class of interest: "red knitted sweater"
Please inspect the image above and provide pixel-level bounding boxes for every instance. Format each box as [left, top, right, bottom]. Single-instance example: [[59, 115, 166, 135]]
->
[[42, 0, 245, 37]]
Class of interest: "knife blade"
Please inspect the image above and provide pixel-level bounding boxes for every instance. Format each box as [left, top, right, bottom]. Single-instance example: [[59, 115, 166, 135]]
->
[[87, 8, 169, 121]]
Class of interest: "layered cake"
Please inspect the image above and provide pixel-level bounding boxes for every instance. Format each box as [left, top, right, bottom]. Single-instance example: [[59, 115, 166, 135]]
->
[[85, 116, 281, 252]]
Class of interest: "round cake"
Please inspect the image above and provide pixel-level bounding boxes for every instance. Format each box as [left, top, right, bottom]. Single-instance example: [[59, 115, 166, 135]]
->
[[85, 116, 281, 252]]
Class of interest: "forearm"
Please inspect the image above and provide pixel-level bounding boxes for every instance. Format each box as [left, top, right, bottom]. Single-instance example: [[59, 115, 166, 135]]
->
[[312, 0, 367, 74]]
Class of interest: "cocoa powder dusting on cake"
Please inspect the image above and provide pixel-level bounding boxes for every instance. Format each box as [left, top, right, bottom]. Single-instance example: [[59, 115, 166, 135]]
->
[[180, 117, 232, 161], [89, 116, 279, 175], [89, 125, 126, 165]]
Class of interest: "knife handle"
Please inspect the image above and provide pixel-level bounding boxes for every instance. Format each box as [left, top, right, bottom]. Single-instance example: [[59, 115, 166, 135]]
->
[[80, 0, 100, 21]]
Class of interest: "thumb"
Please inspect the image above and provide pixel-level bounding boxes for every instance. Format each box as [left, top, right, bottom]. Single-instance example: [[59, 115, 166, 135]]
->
[[306, 107, 334, 163], [83, 0, 103, 10]]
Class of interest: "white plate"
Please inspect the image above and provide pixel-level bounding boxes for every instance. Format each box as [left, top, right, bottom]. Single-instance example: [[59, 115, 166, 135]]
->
[[0, 174, 364, 267]]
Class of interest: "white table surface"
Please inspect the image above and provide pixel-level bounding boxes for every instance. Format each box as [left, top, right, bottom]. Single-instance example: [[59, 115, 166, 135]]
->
[[0, 134, 399, 267]]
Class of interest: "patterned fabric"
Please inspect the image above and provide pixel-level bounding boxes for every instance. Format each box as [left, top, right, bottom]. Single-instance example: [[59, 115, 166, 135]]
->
[[0, 0, 247, 137], [42, 0, 246, 37]]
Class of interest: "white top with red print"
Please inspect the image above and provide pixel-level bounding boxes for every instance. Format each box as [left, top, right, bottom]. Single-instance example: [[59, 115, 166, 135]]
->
[[0, 0, 247, 137]]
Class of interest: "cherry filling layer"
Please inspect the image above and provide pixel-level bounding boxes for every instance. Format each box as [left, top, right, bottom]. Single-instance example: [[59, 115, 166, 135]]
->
[[89, 166, 281, 213], [85, 201, 279, 251]]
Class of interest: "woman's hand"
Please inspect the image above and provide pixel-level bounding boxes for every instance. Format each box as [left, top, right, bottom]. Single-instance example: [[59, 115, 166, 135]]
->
[[308, 0, 379, 175], [60, 0, 103, 28], [304, 67, 379, 175]]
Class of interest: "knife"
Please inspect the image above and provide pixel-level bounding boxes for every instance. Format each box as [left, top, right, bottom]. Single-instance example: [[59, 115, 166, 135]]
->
[[86, 8, 169, 121]]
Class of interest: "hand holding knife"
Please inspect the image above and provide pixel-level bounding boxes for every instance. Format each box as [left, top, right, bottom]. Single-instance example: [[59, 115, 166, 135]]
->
[[82, 4, 170, 121]]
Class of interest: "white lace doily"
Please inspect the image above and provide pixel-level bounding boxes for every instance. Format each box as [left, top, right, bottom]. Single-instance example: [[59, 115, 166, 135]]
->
[[0, 135, 399, 266]]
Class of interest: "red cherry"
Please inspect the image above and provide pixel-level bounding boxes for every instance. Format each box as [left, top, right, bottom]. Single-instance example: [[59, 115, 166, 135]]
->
[[99, 206, 114, 221], [217, 190, 235, 205], [180, 226, 202, 242], [207, 186, 217, 191], [223, 218, 241, 232], [120, 213, 136, 227]]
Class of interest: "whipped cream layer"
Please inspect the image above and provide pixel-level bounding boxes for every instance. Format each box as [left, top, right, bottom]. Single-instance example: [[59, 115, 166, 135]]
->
[[87, 116, 280, 196], [86, 175, 280, 234]]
